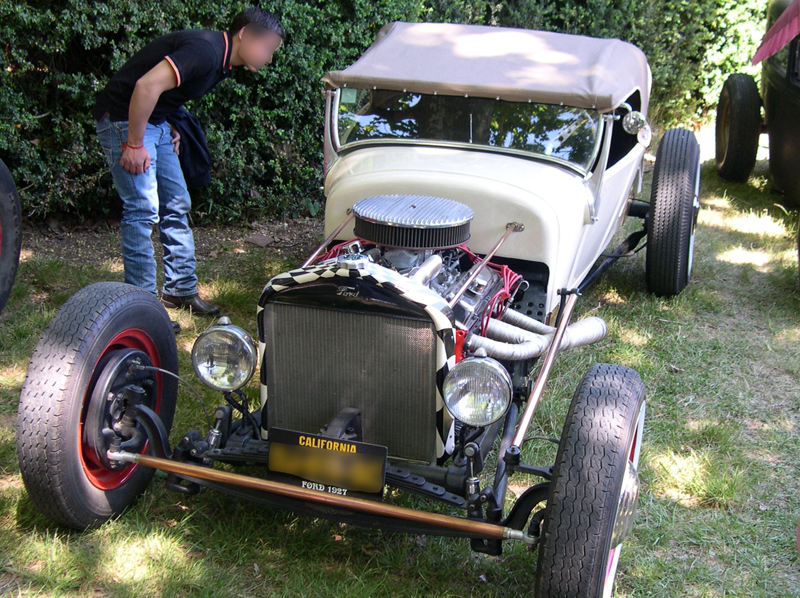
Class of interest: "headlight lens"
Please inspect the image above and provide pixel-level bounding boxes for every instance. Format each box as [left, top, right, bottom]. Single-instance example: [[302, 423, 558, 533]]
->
[[443, 356, 512, 427], [192, 324, 257, 391]]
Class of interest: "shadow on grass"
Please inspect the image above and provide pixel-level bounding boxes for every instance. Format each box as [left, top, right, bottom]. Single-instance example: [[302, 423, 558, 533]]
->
[[2, 177, 799, 596], [701, 158, 799, 231]]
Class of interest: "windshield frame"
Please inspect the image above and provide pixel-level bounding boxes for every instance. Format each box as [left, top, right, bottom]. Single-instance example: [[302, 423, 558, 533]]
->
[[330, 89, 606, 176]]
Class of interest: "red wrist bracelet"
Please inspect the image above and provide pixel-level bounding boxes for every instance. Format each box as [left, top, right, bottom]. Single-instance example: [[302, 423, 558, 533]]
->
[[122, 142, 144, 150]]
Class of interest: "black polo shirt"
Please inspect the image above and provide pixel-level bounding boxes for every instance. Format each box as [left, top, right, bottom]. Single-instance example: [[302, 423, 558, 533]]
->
[[92, 30, 233, 124]]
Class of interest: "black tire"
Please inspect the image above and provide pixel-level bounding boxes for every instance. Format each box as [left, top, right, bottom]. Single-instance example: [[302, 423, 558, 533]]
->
[[17, 282, 178, 529], [535, 364, 646, 598], [0, 158, 21, 315], [646, 128, 701, 297], [715, 74, 761, 182]]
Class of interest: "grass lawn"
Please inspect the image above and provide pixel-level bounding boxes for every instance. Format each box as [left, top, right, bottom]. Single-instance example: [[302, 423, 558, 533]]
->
[[0, 156, 799, 597]]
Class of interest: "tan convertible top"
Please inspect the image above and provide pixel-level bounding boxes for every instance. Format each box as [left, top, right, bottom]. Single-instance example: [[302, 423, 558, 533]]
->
[[322, 22, 651, 113]]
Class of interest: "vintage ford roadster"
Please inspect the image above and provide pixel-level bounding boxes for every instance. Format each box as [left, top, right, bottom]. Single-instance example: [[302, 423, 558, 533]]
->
[[17, 23, 700, 597]]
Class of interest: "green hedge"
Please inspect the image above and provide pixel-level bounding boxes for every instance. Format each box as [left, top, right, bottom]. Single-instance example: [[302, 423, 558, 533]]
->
[[0, 0, 764, 222]]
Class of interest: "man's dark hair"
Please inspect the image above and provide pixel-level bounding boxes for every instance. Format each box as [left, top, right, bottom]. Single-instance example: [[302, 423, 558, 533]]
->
[[229, 7, 285, 40]]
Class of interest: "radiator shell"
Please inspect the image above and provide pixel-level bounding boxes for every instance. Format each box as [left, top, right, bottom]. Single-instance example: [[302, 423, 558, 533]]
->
[[261, 302, 438, 462], [258, 261, 457, 463]]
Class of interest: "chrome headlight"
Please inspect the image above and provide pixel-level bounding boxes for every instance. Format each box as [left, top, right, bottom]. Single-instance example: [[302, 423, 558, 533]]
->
[[443, 355, 512, 427], [192, 322, 257, 392]]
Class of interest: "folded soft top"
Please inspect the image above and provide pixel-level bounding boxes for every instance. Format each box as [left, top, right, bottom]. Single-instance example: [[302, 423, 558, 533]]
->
[[322, 22, 651, 114]]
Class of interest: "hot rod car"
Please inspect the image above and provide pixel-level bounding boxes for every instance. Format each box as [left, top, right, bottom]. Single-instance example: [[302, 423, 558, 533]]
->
[[16, 23, 700, 597]]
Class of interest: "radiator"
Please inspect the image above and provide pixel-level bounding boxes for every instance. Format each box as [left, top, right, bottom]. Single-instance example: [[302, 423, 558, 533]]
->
[[261, 302, 439, 462]]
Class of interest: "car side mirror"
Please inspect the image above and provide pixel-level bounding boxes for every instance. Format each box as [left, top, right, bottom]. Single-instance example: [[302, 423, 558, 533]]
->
[[622, 111, 652, 147]]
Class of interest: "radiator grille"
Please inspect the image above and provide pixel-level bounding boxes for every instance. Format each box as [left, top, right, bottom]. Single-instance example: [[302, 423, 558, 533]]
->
[[262, 302, 439, 462]]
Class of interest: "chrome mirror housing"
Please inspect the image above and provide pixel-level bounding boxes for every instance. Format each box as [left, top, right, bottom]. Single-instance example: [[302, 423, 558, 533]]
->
[[622, 110, 647, 134], [621, 110, 652, 148]]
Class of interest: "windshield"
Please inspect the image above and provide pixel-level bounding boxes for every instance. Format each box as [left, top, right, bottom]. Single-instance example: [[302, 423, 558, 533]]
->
[[335, 88, 602, 171]]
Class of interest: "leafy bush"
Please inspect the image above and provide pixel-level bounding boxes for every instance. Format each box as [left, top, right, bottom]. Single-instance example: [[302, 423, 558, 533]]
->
[[0, 0, 423, 221], [0, 0, 766, 222]]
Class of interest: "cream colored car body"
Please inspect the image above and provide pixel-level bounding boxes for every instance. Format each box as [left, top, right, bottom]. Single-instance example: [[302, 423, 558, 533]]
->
[[321, 21, 652, 317], [323, 136, 645, 315]]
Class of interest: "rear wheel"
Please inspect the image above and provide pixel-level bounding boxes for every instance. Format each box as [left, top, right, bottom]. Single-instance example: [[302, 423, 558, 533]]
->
[[715, 74, 761, 182], [17, 282, 178, 529], [535, 364, 646, 598], [646, 128, 701, 297], [0, 158, 21, 315]]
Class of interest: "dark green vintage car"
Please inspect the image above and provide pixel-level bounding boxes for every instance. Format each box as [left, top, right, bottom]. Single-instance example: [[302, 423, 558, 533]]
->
[[715, 0, 800, 281]]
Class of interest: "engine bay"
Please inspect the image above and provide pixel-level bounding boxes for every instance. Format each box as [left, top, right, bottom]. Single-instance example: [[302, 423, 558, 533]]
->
[[313, 194, 524, 338]]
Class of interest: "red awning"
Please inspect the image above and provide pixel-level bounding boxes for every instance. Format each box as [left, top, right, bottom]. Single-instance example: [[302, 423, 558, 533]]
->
[[752, 0, 800, 64]]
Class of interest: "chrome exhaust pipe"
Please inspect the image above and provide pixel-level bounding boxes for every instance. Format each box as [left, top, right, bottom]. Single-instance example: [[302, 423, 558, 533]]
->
[[464, 312, 607, 361]]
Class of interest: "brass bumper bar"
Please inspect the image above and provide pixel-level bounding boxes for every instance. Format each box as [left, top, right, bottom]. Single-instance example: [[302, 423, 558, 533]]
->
[[109, 450, 535, 544]]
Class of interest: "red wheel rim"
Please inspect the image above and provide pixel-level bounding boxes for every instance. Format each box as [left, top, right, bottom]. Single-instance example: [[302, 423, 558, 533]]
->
[[79, 328, 162, 490]]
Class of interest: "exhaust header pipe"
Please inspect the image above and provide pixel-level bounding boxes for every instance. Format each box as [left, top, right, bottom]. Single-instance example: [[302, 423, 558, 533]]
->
[[464, 310, 607, 361]]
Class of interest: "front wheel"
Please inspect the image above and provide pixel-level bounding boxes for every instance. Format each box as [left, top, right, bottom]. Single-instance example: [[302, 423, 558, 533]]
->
[[0, 158, 21, 315], [17, 282, 178, 529], [646, 128, 701, 297], [535, 364, 646, 598]]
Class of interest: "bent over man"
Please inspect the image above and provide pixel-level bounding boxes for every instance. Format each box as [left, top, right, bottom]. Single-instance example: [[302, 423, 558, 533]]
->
[[93, 7, 284, 326]]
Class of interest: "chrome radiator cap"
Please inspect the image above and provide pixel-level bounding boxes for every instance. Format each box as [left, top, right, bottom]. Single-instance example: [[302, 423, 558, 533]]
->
[[353, 195, 473, 250]]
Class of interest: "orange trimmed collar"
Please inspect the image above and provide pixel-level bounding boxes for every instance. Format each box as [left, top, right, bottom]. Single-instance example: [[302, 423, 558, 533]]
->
[[223, 31, 233, 73]]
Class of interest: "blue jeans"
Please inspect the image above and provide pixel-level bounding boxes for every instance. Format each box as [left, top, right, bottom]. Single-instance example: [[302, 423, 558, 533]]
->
[[96, 114, 197, 297]]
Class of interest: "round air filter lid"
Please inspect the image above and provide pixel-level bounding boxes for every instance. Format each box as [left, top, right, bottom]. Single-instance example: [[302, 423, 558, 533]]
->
[[352, 195, 473, 249]]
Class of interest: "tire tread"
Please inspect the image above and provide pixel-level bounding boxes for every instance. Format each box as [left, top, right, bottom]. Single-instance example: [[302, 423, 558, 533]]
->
[[646, 128, 700, 297], [535, 364, 645, 598], [715, 73, 761, 182], [17, 282, 176, 528]]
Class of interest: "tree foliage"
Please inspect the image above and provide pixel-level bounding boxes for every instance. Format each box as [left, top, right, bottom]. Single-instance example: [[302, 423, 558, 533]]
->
[[0, 0, 765, 221]]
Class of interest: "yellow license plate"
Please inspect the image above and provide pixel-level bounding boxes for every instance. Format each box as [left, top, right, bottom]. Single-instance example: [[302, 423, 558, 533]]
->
[[268, 428, 387, 494]]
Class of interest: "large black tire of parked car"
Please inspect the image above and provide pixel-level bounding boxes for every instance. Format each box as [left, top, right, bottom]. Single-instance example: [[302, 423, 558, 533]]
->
[[0, 158, 21, 315], [646, 128, 701, 297], [715, 73, 761, 183], [535, 363, 646, 598]]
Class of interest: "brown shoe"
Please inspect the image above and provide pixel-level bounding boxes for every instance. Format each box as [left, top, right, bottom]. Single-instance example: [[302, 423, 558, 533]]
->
[[161, 293, 220, 316]]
